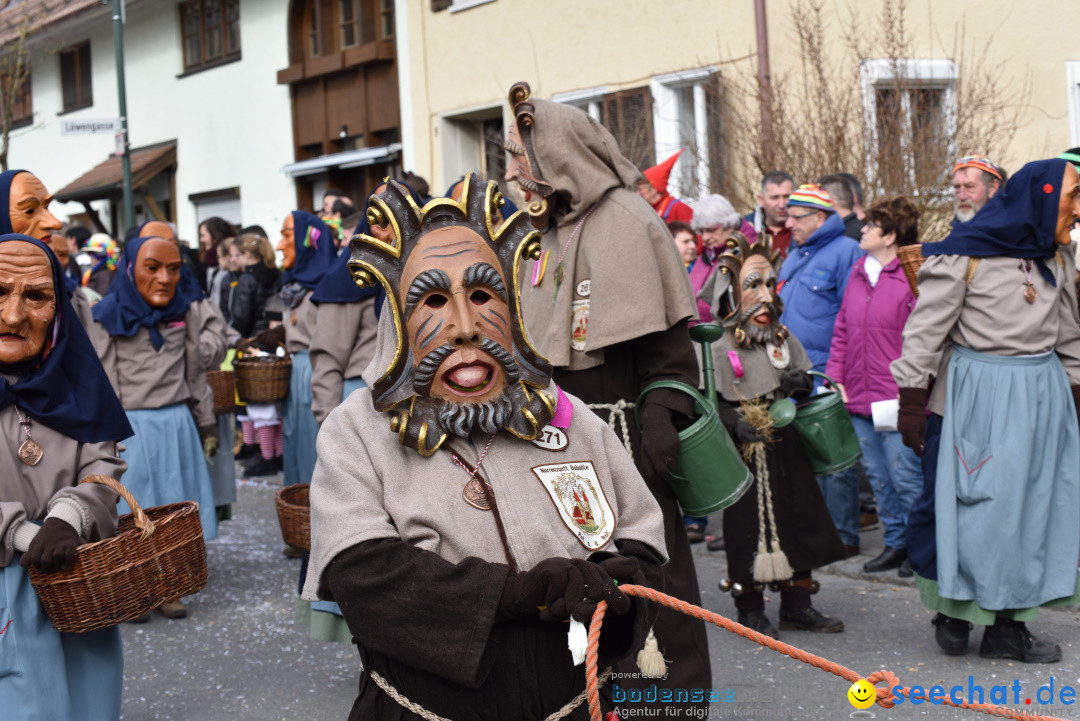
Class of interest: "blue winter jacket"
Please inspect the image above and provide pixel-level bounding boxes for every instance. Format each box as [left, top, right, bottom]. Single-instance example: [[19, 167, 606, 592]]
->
[[777, 212, 865, 374]]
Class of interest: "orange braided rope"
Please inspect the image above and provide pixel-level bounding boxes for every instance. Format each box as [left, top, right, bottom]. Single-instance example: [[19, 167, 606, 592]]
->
[[585, 585, 1069, 721]]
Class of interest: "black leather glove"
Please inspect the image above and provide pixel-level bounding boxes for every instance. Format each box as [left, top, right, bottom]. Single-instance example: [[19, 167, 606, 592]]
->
[[567, 558, 632, 623], [779, 369, 813, 398], [733, 419, 766, 444], [198, 424, 220, 461], [897, 387, 928, 456], [499, 557, 584, 622], [21, 518, 80, 573], [639, 403, 681, 481]]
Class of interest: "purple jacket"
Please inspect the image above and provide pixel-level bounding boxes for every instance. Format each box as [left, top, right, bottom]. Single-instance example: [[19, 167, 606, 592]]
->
[[688, 220, 757, 324], [825, 255, 915, 416]]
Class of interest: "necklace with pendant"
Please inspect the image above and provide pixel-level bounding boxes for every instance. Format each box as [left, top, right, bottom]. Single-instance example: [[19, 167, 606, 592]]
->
[[1021, 259, 1037, 304], [551, 203, 599, 302], [15, 407, 43, 466], [451, 433, 497, 510]]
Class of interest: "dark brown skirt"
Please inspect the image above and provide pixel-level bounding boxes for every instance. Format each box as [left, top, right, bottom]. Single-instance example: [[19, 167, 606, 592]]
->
[[723, 423, 846, 584]]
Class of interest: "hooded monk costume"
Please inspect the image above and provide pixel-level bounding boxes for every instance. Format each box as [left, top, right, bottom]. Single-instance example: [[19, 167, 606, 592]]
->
[[505, 82, 709, 715], [302, 176, 666, 720]]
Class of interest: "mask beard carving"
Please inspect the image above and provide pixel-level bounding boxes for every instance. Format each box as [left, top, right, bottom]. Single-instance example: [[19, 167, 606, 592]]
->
[[711, 235, 789, 349]]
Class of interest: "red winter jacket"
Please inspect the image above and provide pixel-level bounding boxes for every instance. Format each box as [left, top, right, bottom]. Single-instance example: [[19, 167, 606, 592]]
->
[[825, 255, 915, 416]]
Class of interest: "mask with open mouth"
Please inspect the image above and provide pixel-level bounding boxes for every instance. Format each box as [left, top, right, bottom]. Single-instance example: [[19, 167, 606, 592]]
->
[[699, 233, 789, 349], [348, 175, 556, 455]]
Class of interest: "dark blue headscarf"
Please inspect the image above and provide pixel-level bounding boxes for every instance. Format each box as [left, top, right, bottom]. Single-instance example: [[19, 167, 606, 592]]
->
[[926, 158, 1071, 287], [0, 169, 28, 235], [283, 211, 336, 291], [310, 182, 425, 308], [92, 235, 193, 350], [0, 234, 132, 442], [135, 222, 207, 301]]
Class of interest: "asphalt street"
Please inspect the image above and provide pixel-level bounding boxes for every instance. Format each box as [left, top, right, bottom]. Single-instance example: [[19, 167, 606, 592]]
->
[[117, 472, 1080, 721]]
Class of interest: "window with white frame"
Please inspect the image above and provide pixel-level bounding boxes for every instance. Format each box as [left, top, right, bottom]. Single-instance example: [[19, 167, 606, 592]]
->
[[552, 86, 606, 124], [861, 58, 956, 192], [650, 67, 721, 201], [1067, 61, 1080, 149], [439, 105, 507, 194]]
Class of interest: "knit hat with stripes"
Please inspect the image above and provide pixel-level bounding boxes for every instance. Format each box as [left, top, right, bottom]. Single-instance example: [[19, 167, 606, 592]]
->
[[952, 154, 1004, 181], [786, 184, 835, 213]]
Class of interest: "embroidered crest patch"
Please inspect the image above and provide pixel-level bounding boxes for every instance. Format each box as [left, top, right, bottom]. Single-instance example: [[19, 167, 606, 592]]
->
[[766, 340, 790, 369], [531, 461, 615, 550], [530, 424, 569, 451], [571, 300, 589, 352]]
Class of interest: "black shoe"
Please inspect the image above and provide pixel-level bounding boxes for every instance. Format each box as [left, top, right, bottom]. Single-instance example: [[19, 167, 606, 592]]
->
[[273, 455, 284, 472], [843, 544, 861, 558], [243, 457, 278, 478], [684, 523, 705, 544], [778, 605, 844, 633], [737, 609, 778, 639], [897, 558, 913, 578], [235, 443, 257, 461], [706, 535, 725, 552], [931, 613, 972, 655], [979, 619, 1062, 663], [863, 547, 907, 573]]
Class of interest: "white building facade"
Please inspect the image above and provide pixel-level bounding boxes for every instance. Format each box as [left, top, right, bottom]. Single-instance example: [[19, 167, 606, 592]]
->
[[6, 0, 296, 242]]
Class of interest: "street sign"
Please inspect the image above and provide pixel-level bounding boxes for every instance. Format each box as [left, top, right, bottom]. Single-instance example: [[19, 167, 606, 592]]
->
[[61, 118, 122, 135]]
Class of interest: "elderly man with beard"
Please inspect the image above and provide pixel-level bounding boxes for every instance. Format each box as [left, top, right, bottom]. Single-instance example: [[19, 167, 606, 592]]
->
[[952, 155, 1005, 224], [503, 82, 710, 717], [303, 177, 667, 721], [698, 235, 846, 639]]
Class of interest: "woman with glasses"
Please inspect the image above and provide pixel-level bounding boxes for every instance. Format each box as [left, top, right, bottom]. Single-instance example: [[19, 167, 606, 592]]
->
[[825, 196, 922, 577]]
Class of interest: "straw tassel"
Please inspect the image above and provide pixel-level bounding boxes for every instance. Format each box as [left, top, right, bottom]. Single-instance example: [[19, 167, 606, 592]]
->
[[750, 444, 793, 583], [732, 397, 793, 584], [635, 627, 668, 678]]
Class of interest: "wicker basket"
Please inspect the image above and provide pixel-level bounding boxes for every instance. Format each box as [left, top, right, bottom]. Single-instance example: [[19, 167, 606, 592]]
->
[[28, 476, 208, 633], [206, 370, 236, 415], [898, 243, 925, 297], [275, 483, 311, 551], [234, 355, 292, 403]]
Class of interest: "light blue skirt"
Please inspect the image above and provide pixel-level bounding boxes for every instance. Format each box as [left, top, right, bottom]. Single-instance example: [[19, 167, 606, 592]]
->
[[0, 560, 122, 721], [295, 377, 368, 641], [341, 376, 366, 403], [283, 350, 318, 487], [937, 345, 1080, 609], [208, 413, 237, 507], [119, 403, 218, 541]]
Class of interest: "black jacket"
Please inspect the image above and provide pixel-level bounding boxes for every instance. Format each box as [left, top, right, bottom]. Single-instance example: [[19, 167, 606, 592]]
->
[[230, 262, 280, 337]]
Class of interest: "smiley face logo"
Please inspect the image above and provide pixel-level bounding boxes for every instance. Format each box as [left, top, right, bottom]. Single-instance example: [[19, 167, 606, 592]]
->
[[847, 679, 876, 710]]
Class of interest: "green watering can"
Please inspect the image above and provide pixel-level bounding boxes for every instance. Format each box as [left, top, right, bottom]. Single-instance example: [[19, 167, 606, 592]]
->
[[634, 324, 752, 516], [769, 370, 861, 475]]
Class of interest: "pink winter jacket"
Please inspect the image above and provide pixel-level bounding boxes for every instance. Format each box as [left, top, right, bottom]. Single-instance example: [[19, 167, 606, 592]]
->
[[825, 255, 915, 416]]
